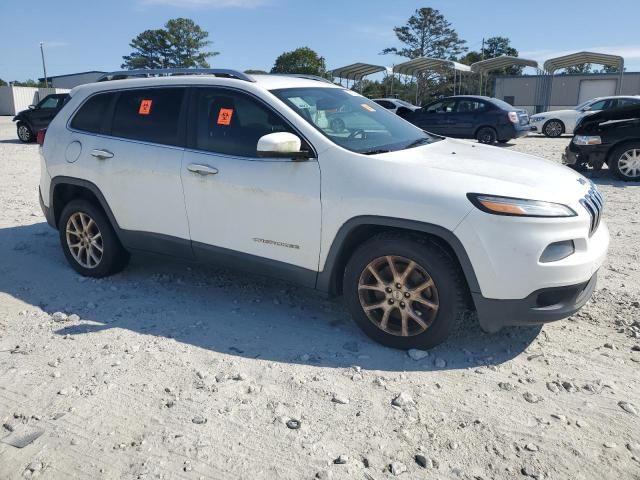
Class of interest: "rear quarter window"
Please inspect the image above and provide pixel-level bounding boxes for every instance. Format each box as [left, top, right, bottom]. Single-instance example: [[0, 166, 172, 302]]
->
[[70, 92, 115, 133]]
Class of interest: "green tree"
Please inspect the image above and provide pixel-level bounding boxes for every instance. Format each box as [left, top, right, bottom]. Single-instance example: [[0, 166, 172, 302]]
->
[[0, 78, 7, 86], [563, 63, 592, 74], [121, 29, 173, 69], [244, 69, 268, 74], [271, 47, 326, 75], [121, 18, 218, 69], [382, 7, 467, 104], [12, 79, 48, 87], [382, 8, 467, 60]]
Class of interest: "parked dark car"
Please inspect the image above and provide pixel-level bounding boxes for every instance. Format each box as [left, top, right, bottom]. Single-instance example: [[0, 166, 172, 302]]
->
[[12, 93, 70, 143], [398, 95, 530, 144], [564, 104, 640, 181]]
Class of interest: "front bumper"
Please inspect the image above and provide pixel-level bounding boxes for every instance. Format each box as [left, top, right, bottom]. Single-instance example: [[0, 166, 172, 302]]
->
[[563, 143, 608, 168], [473, 272, 597, 332]]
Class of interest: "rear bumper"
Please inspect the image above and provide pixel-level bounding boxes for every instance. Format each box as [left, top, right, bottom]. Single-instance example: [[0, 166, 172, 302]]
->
[[474, 272, 597, 332], [498, 123, 531, 140], [39, 187, 55, 228]]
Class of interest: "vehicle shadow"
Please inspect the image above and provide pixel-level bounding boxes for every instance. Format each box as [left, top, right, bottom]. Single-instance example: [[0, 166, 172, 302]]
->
[[0, 222, 540, 372], [581, 169, 640, 187], [0, 139, 26, 145]]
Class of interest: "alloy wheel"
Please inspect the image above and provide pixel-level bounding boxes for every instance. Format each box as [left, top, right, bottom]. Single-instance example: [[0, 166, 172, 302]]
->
[[358, 255, 439, 337], [618, 149, 640, 178], [544, 121, 563, 137], [65, 212, 103, 269], [18, 125, 31, 141]]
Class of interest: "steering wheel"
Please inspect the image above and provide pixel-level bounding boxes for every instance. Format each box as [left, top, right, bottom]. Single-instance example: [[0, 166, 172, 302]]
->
[[348, 129, 367, 140]]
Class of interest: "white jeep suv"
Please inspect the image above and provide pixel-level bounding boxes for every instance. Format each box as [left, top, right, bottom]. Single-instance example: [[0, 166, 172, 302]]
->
[[38, 69, 609, 349]]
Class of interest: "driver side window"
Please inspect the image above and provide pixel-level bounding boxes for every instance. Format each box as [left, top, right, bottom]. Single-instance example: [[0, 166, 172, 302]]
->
[[192, 88, 298, 158]]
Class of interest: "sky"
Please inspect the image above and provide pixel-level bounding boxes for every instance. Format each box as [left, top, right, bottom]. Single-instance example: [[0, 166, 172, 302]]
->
[[1, 0, 639, 81]]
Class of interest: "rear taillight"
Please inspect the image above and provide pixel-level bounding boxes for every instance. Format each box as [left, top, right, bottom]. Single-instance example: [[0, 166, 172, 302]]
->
[[36, 128, 47, 145], [508, 112, 519, 124]]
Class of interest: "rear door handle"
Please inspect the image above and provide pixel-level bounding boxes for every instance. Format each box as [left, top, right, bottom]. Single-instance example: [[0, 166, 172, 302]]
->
[[90, 149, 114, 160], [187, 163, 219, 176]]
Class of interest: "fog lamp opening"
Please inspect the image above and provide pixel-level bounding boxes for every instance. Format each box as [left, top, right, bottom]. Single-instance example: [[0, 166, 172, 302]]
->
[[540, 240, 575, 263]]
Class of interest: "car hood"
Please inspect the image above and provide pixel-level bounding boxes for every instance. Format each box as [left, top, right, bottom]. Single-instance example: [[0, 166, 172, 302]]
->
[[575, 105, 640, 132], [376, 138, 590, 202]]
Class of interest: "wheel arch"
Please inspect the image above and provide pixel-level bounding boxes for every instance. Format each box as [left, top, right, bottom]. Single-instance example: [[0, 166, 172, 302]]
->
[[605, 139, 640, 166], [316, 216, 481, 300], [473, 124, 497, 137], [50, 177, 121, 237]]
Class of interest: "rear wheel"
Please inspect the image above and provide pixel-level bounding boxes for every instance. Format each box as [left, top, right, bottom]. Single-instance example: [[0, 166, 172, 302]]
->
[[58, 199, 129, 277], [542, 119, 564, 138], [343, 234, 465, 350], [17, 123, 34, 143], [609, 143, 640, 181], [476, 127, 497, 145]]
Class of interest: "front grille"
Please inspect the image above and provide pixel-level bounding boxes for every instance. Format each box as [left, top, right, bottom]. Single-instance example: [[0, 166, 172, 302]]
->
[[580, 184, 604, 237]]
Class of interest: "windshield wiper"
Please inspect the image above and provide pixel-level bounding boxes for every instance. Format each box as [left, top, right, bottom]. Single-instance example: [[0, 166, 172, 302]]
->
[[404, 137, 432, 149], [361, 149, 391, 155]]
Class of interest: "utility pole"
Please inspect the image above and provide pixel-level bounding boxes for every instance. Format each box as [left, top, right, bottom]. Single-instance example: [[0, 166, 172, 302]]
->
[[40, 42, 48, 88], [481, 37, 485, 60]]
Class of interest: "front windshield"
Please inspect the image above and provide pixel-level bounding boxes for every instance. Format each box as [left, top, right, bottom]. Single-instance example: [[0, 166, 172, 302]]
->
[[395, 99, 414, 108], [271, 87, 438, 154], [574, 100, 592, 111]]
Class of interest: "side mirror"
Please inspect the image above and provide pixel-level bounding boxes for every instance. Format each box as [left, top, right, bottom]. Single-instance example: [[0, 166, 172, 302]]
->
[[582, 106, 591, 112], [28, 105, 36, 110], [257, 132, 312, 160]]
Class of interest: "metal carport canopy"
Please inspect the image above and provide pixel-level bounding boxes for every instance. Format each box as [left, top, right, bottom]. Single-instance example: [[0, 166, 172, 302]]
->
[[393, 57, 471, 75], [543, 51, 624, 73], [329, 63, 388, 81], [470, 56, 538, 74]]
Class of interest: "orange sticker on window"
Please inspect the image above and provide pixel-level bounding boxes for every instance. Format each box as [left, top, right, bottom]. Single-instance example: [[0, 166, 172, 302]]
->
[[360, 103, 376, 112], [217, 108, 234, 125], [138, 99, 153, 115]]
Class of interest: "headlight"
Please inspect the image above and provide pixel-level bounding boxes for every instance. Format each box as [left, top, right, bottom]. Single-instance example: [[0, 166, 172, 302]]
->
[[467, 194, 577, 217], [530, 116, 545, 122], [573, 135, 602, 145]]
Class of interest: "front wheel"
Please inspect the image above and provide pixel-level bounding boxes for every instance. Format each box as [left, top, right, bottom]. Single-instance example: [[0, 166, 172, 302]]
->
[[343, 234, 465, 350], [17, 123, 34, 143], [542, 120, 564, 138], [609, 143, 640, 181], [58, 199, 129, 277], [476, 127, 497, 145]]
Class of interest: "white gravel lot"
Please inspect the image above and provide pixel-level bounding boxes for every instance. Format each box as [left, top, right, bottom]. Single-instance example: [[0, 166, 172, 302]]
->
[[0, 115, 639, 480]]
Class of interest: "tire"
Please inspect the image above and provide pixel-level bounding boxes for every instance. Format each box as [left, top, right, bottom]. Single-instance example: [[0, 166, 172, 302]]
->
[[609, 142, 640, 181], [17, 122, 34, 143], [343, 233, 466, 350], [58, 199, 129, 277], [497, 139, 509, 144], [476, 127, 497, 145], [542, 119, 564, 138]]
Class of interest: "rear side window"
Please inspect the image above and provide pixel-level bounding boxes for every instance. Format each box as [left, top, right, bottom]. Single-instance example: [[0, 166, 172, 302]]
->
[[70, 92, 115, 134], [111, 88, 185, 146]]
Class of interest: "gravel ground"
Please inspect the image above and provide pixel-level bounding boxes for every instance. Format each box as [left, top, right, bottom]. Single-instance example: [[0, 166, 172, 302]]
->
[[0, 115, 639, 480]]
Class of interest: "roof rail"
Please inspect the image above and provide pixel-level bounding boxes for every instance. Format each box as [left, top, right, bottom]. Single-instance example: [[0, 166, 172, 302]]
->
[[96, 68, 255, 83], [270, 73, 334, 84]]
